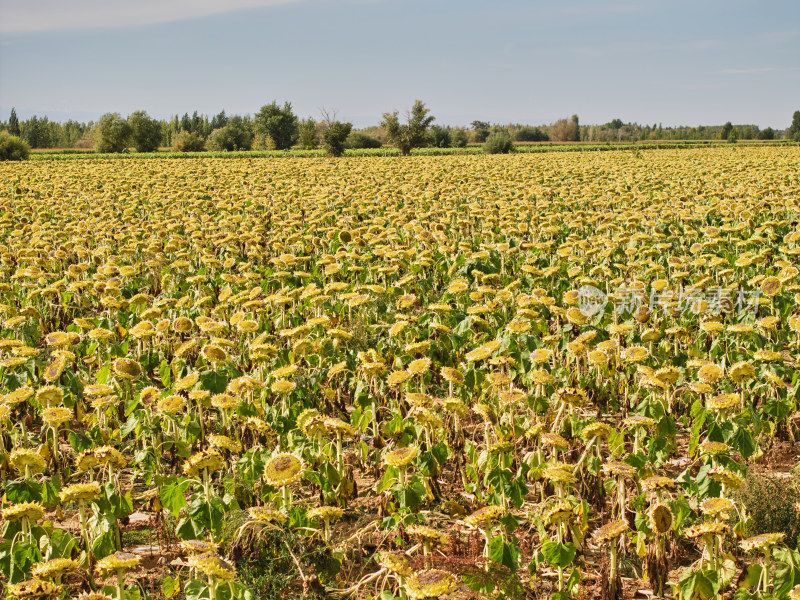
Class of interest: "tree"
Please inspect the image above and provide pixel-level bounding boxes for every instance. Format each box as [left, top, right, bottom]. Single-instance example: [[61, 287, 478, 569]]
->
[[298, 119, 319, 149], [173, 131, 205, 152], [127, 110, 162, 152], [0, 131, 30, 160], [428, 125, 451, 148], [451, 128, 469, 148], [549, 115, 580, 142], [471, 120, 490, 143], [8, 108, 20, 136], [514, 126, 548, 142], [93, 113, 131, 153], [322, 121, 352, 157], [206, 116, 252, 151], [720, 121, 733, 140], [758, 127, 775, 140], [254, 101, 299, 150], [788, 110, 800, 141], [728, 126, 739, 143], [211, 110, 228, 131], [381, 100, 435, 156]]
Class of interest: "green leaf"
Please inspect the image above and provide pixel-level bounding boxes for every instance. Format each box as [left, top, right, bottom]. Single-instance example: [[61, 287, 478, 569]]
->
[[200, 369, 228, 394], [5, 479, 43, 503], [679, 568, 720, 600], [159, 477, 191, 518], [488, 535, 518, 571], [541, 541, 576, 568], [162, 575, 180, 599]]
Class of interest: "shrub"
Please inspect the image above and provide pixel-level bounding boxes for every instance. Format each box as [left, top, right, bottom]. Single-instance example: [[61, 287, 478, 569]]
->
[[173, 131, 205, 152], [483, 131, 514, 154], [737, 471, 800, 549], [515, 126, 549, 142], [428, 125, 452, 148], [345, 132, 382, 149], [0, 131, 31, 160], [206, 117, 252, 151], [93, 112, 131, 153]]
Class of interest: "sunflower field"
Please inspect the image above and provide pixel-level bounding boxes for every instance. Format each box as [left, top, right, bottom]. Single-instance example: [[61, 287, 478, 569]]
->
[[1, 147, 800, 600]]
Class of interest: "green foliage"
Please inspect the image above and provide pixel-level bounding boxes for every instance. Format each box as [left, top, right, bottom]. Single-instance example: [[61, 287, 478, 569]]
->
[[728, 126, 739, 143], [720, 121, 734, 140], [428, 125, 452, 148], [206, 116, 253, 151], [322, 121, 352, 157], [381, 99, 435, 155], [173, 130, 206, 152], [737, 472, 800, 549], [8, 108, 20, 136], [127, 110, 162, 152], [451, 127, 469, 147], [788, 110, 800, 141], [298, 119, 318, 149], [758, 127, 775, 140], [483, 131, 514, 154], [345, 131, 382, 149], [93, 112, 131, 153], [0, 131, 30, 160], [254, 101, 299, 150], [472, 120, 490, 143], [515, 126, 549, 142]]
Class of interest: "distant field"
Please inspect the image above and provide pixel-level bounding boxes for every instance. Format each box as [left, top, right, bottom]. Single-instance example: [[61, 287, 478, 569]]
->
[[27, 138, 797, 160], [1, 147, 800, 600]]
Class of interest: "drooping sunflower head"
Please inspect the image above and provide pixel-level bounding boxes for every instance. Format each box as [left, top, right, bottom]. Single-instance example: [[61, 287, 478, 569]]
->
[[183, 449, 224, 477], [377, 551, 412, 577], [112, 358, 142, 380], [10, 448, 47, 475], [464, 504, 506, 527], [59, 482, 102, 503], [189, 552, 236, 581], [31, 558, 78, 580], [248, 506, 287, 524], [406, 525, 448, 548], [591, 520, 629, 545], [264, 453, 304, 487], [404, 569, 459, 600], [647, 503, 674, 534], [95, 552, 140, 576], [384, 446, 419, 468], [2, 502, 45, 523], [6, 578, 63, 598]]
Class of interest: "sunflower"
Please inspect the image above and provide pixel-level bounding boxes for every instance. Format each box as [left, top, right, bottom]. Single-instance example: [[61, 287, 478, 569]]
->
[[404, 569, 459, 599], [264, 453, 304, 487], [384, 446, 419, 467], [95, 552, 140, 576], [59, 482, 102, 503], [6, 579, 63, 598]]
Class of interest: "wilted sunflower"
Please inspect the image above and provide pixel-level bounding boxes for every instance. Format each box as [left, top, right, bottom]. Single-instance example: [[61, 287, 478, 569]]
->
[[264, 453, 304, 487], [404, 569, 459, 599], [59, 482, 102, 503], [10, 448, 46, 475], [31, 558, 78, 581], [6, 579, 63, 598], [183, 449, 224, 477], [2, 502, 45, 523], [112, 358, 142, 380], [95, 551, 140, 576]]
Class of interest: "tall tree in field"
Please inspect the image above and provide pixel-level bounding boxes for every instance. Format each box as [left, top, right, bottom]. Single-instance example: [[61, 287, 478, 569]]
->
[[127, 110, 162, 152], [788, 110, 800, 141], [8, 108, 20, 136], [381, 100, 435, 155], [254, 101, 299, 150], [93, 113, 131, 153]]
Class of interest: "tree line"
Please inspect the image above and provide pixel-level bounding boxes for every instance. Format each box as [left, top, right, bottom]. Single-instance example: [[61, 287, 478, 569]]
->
[[2, 103, 799, 157]]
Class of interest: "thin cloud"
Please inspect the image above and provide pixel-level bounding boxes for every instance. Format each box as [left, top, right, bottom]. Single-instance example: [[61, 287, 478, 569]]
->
[[0, 0, 305, 34]]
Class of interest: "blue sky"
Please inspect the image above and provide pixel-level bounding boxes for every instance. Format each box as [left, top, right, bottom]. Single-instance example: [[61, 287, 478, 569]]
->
[[0, 0, 798, 128]]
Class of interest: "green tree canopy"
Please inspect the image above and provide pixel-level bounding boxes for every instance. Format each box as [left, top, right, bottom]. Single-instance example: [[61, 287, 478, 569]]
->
[[254, 101, 299, 150], [93, 113, 131, 153], [128, 110, 162, 152], [381, 100, 435, 155], [8, 108, 20, 136], [322, 120, 352, 157]]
